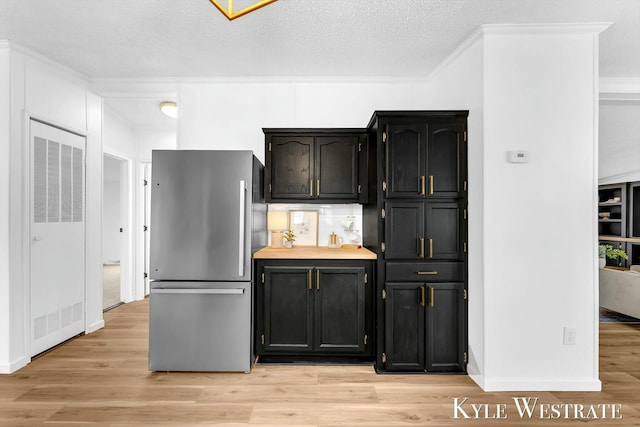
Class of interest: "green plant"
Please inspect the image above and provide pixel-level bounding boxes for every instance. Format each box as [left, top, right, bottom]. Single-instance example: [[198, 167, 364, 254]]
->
[[283, 229, 296, 242], [599, 244, 629, 260]]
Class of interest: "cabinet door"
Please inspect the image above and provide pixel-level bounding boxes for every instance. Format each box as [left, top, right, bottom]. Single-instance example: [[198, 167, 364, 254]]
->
[[425, 282, 466, 372], [384, 202, 424, 260], [314, 267, 366, 353], [426, 121, 466, 198], [425, 202, 464, 260], [262, 266, 314, 352], [384, 283, 425, 371], [385, 122, 427, 198], [316, 136, 358, 200], [269, 136, 314, 200]]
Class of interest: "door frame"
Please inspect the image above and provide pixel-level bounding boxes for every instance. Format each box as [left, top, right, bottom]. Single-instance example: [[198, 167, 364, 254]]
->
[[102, 149, 133, 304]]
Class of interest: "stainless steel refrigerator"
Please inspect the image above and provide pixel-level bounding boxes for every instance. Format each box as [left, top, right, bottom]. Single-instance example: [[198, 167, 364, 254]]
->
[[148, 150, 266, 372]]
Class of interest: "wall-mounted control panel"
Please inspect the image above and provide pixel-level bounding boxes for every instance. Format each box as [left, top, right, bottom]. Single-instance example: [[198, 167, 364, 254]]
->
[[507, 150, 530, 163]]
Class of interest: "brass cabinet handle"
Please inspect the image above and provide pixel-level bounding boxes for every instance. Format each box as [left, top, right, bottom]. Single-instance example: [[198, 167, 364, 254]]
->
[[428, 238, 433, 259], [429, 286, 435, 307], [420, 176, 426, 195], [310, 179, 313, 197], [419, 238, 425, 258], [428, 175, 434, 195], [416, 271, 438, 275], [316, 270, 320, 290], [308, 270, 312, 290], [420, 286, 426, 307], [317, 179, 320, 196]]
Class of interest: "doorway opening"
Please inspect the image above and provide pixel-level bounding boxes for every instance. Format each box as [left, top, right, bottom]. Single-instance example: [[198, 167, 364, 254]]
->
[[103, 154, 127, 311]]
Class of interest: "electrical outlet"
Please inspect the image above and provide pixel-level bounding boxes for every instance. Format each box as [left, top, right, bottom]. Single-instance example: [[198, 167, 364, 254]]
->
[[563, 327, 577, 345]]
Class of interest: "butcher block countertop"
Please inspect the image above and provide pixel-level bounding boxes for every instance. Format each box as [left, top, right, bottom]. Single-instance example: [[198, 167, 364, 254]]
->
[[254, 246, 377, 260]]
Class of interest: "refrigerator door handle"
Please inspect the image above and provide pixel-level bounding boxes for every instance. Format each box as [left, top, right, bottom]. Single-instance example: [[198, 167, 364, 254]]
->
[[150, 288, 245, 295], [238, 180, 246, 277]]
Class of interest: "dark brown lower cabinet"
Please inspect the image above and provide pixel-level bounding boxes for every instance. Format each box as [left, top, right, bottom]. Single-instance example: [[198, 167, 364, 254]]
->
[[262, 266, 313, 353], [255, 259, 373, 359], [383, 281, 466, 373], [383, 283, 425, 371], [425, 282, 467, 372]]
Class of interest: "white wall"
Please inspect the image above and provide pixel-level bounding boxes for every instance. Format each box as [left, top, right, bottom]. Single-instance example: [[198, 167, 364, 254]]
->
[[426, 24, 606, 391], [0, 43, 103, 373], [0, 43, 12, 371], [85, 91, 103, 334], [599, 100, 640, 183], [138, 129, 177, 161], [178, 80, 429, 162], [482, 26, 602, 391], [104, 107, 139, 158], [102, 107, 140, 302]]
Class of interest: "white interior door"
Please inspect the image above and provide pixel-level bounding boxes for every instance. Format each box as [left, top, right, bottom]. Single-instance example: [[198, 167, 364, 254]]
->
[[30, 119, 86, 356]]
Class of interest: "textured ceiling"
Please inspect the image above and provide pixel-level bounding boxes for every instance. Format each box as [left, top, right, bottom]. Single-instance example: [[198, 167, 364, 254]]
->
[[1, 0, 638, 79], [0, 0, 638, 128]]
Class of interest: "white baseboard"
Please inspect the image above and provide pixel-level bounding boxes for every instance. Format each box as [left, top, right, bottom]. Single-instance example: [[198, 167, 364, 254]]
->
[[86, 319, 105, 334], [0, 356, 30, 374]]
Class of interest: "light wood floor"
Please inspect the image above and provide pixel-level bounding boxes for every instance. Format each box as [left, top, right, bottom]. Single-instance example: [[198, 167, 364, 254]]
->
[[1, 299, 640, 426]]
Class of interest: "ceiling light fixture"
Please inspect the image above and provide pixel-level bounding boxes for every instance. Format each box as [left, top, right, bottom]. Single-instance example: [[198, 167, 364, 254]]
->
[[159, 101, 178, 118], [208, 0, 277, 21]]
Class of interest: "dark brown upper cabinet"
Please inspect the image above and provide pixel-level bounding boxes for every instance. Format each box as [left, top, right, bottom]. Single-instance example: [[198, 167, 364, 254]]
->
[[264, 129, 367, 203], [384, 119, 467, 199]]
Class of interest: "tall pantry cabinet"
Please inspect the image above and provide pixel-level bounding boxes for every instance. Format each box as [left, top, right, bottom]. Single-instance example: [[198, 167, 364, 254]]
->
[[363, 111, 469, 373]]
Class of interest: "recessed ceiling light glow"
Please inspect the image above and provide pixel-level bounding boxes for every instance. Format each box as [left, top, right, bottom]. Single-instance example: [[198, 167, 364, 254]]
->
[[159, 101, 178, 118]]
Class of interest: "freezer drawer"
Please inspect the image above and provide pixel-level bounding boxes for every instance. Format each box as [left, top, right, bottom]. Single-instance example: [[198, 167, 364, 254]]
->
[[148, 281, 253, 372]]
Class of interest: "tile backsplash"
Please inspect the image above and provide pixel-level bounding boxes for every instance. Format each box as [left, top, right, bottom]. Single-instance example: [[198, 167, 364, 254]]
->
[[267, 203, 363, 247]]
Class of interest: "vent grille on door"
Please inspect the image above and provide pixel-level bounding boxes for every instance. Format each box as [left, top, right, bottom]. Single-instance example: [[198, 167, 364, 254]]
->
[[61, 144, 72, 222], [34, 138, 84, 223], [73, 147, 83, 221], [33, 301, 83, 341], [33, 137, 47, 223], [47, 141, 60, 222]]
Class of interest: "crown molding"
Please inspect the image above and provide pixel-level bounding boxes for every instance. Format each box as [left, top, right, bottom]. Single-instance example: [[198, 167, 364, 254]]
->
[[425, 25, 483, 84], [91, 75, 428, 99], [2, 40, 89, 84], [479, 22, 612, 36], [427, 23, 613, 84]]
